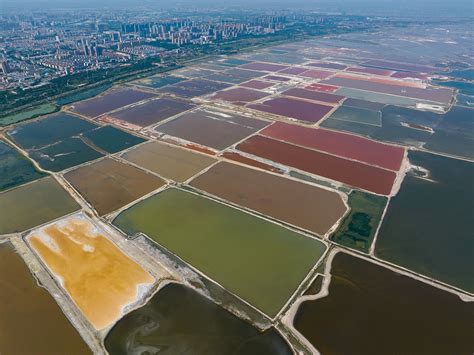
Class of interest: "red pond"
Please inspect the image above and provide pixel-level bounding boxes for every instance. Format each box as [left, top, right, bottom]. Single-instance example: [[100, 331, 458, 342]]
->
[[261, 122, 404, 171], [236, 135, 397, 195]]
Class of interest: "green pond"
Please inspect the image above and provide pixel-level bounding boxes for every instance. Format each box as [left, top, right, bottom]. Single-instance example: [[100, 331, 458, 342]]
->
[[326, 105, 382, 126], [335, 87, 421, 107], [82, 126, 146, 153], [376, 150, 474, 293], [105, 283, 292, 355], [0, 176, 80, 234], [322, 104, 474, 159], [343, 98, 386, 111], [113, 188, 327, 317], [294, 252, 474, 355], [0, 140, 47, 191], [321, 104, 438, 147]]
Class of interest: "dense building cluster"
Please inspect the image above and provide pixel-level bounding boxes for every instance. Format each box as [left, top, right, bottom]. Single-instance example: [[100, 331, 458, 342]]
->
[[0, 10, 289, 90]]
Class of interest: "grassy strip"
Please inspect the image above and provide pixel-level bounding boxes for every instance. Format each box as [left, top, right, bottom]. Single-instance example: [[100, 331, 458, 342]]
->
[[0, 103, 58, 126], [330, 190, 387, 252]]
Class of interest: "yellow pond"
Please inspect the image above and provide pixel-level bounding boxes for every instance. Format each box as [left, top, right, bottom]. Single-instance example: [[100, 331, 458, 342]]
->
[[28, 215, 155, 330]]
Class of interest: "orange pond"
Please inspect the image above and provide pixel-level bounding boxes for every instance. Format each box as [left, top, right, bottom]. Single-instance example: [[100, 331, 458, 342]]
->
[[28, 215, 155, 330]]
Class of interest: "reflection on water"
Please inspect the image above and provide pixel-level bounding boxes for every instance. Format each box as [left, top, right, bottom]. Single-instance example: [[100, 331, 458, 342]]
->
[[105, 283, 292, 355]]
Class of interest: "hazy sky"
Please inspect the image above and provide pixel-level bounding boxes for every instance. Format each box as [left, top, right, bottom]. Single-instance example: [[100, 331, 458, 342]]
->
[[1, 0, 473, 17]]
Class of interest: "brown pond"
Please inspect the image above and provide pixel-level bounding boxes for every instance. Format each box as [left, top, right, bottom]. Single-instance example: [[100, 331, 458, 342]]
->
[[156, 108, 269, 150], [64, 158, 165, 215], [190, 162, 347, 235], [122, 141, 216, 182], [0, 241, 91, 354], [294, 252, 474, 355]]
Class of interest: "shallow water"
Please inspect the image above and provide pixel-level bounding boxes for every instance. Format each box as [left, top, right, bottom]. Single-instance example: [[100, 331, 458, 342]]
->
[[294, 252, 474, 355], [8, 113, 97, 150], [82, 125, 145, 153], [376, 150, 474, 293], [0, 177, 80, 234], [30, 136, 103, 172], [70, 88, 156, 118], [0, 139, 46, 191], [28, 215, 155, 330], [157, 108, 268, 150], [0, 241, 91, 354], [122, 141, 216, 182], [65, 158, 165, 216], [113, 188, 326, 317], [190, 161, 347, 235], [105, 283, 292, 355]]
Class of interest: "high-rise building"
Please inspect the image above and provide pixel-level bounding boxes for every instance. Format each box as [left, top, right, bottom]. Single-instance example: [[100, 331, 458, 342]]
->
[[0, 60, 11, 74]]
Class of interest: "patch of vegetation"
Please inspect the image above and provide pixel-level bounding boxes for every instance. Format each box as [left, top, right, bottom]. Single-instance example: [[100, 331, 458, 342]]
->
[[330, 191, 387, 252], [0, 103, 58, 126]]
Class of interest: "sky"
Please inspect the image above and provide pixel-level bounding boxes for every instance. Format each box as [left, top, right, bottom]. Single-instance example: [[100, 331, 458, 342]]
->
[[1, 0, 473, 17]]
